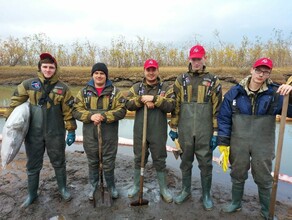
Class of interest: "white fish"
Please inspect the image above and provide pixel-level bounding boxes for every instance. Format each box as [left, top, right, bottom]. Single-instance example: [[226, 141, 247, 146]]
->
[[1, 102, 30, 169]]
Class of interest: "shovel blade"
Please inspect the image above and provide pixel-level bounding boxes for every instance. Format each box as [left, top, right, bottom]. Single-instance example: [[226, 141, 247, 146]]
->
[[93, 187, 113, 207], [173, 150, 182, 160], [130, 198, 149, 206]]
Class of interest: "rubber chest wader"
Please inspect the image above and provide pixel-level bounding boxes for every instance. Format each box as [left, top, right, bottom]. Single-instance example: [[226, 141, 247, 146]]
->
[[229, 114, 275, 217], [174, 73, 217, 207], [133, 107, 168, 170], [176, 102, 213, 206], [23, 102, 69, 206]]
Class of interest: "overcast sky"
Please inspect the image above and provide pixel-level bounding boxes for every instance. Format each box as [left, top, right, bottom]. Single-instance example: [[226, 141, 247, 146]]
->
[[1, 0, 291, 47]]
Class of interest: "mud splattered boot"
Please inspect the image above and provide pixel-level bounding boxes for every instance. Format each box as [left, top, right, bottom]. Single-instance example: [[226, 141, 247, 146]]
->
[[174, 171, 191, 204], [88, 168, 99, 201], [105, 171, 119, 199], [55, 167, 72, 201], [157, 171, 173, 203], [201, 175, 214, 210], [20, 173, 39, 208], [128, 169, 140, 198], [222, 182, 244, 213]]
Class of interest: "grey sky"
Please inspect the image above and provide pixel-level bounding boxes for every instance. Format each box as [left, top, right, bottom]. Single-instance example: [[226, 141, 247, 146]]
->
[[0, 0, 291, 47]]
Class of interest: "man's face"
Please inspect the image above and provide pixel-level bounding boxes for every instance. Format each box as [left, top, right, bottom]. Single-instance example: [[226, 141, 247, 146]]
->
[[41, 63, 56, 79], [251, 66, 271, 85], [144, 67, 159, 84], [189, 57, 206, 71], [92, 71, 106, 88]]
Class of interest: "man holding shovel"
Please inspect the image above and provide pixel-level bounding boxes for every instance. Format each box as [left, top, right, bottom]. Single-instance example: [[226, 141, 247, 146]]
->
[[73, 63, 126, 201], [169, 45, 222, 210], [217, 57, 292, 219], [126, 59, 175, 203]]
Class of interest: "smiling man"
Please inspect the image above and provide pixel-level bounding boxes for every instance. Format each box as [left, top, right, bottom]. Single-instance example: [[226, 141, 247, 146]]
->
[[126, 59, 175, 203], [73, 62, 126, 200], [217, 57, 292, 219], [4, 52, 77, 208]]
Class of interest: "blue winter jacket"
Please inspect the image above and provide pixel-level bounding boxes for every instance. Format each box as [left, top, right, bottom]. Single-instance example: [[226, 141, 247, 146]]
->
[[217, 82, 292, 146]]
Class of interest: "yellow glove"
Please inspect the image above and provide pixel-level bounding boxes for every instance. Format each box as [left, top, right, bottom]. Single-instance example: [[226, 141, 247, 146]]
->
[[218, 145, 230, 172]]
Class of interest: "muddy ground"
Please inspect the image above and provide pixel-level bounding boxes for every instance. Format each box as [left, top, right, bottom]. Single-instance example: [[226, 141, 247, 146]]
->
[[1, 145, 292, 220]]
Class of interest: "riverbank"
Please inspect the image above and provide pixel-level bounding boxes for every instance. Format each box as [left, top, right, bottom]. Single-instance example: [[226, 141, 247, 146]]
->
[[0, 66, 291, 86], [1, 147, 291, 220]]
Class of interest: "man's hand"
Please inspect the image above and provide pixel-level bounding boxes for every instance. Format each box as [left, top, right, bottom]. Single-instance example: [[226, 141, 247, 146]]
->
[[218, 145, 230, 172], [91, 113, 104, 125], [277, 84, 292, 95], [169, 128, 178, 141], [145, 101, 155, 109], [66, 131, 76, 146], [210, 132, 218, 151], [141, 95, 154, 103], [210, 136, 218, 151]]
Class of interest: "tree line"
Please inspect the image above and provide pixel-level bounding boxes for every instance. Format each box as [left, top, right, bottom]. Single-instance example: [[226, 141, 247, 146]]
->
[[1, 29, 291, 68]]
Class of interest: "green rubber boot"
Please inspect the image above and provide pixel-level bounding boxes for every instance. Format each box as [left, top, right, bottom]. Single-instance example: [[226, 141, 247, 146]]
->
[[20, 173, 39, 208], [258, 187, 276, 220], [105, 171, 119, 199], [55, 167, 72, 201], [201, 175, 214, 210], [157, 171, 173, 203], [128, 169, 140, 198], [174, 172, 191, 204], [88, 168, 99, 201], [222, 182, 244, 213]]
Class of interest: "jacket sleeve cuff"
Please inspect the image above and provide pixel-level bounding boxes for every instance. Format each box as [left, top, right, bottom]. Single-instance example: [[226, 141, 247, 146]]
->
[[101, 113, 107, 122], [218, 136, 230, 146]]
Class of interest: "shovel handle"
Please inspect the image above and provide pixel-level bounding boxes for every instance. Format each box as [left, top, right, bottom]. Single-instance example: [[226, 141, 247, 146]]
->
[[269, 95, 289, 218], [139, 105, 147, 201], [98, 124, 105, 203]]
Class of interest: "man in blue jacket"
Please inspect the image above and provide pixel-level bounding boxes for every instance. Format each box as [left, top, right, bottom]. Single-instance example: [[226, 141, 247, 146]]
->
[[217, 57, 292, 219]]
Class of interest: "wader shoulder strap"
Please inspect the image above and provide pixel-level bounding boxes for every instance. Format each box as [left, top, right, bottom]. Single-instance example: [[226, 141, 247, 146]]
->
[[204, 75, 218, 102], [108, 86, 116, 110], [138, 83, 144, 96], [83, 88, 91, 109], [38, 80, 57, 106], [182, 73, 188, 102]]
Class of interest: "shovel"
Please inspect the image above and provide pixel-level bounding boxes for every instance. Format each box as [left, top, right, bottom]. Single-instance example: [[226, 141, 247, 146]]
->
[[93, 123, 113, 207], [269, 95, 289, 219], [130, 105, 149, 206]]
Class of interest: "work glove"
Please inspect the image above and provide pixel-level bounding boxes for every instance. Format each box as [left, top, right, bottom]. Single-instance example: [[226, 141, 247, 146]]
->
[[209, 132, 218, 151], [169, 128, 178, 141], [218, 145, 230, 172], [66, 131, 76, 146]]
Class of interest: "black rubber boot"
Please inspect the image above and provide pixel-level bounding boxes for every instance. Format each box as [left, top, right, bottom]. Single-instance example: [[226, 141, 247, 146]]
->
[[157, 171, 173, 203], [88, 168, 99, 201], [201, 175, 214, 210], [128, 169, 140, 198], [222, 182, 244, 213], [20, 173, 39, 208], [105, 171, 119, 199], [55, 167, 72, 201], [174, 172, 191, 204]]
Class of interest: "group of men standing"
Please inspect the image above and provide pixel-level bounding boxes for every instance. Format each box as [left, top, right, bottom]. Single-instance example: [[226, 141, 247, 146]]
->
[[4, 45, 292, 219]]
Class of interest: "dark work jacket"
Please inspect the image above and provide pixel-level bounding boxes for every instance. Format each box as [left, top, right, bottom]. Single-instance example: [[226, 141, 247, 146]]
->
[[218, 82, 292, 146]]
